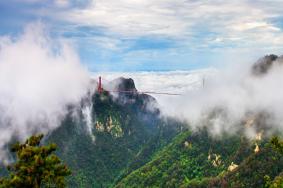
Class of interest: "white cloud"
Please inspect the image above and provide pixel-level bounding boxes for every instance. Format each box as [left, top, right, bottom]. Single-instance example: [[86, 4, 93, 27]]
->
[[230, 21, 280, 32], [15, 0, 43, 3], [58, 0, 188, 37], [54, 0, 70, 7], [56, 1, 280, 35], [0, 22, 91, 162]]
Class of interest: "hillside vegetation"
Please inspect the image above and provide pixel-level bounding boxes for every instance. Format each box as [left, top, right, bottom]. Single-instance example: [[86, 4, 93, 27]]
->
[[115, 128, 283, 188]]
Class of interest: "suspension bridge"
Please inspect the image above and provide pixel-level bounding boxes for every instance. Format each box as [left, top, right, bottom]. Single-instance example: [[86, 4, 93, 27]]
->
[[96, 76, 184, 96]]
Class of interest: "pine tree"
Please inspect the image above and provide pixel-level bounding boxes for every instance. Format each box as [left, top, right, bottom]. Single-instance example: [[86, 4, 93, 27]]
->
[[0, 134, 71, 188], [271, 136, 283, 154]]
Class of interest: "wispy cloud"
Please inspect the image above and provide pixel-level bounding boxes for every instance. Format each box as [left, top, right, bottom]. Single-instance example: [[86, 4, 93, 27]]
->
[[54, 1, 283, 42], [2, 0, 283, 70], [40, 0, 283, 67]]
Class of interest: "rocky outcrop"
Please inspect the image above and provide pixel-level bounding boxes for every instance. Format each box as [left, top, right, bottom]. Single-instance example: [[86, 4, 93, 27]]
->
[[109, 77, 159, 114], [251, 54, 283, 75]]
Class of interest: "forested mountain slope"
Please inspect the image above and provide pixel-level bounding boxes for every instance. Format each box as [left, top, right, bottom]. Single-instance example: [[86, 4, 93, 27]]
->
[[115, 126, 283, 188], [47, 77, 182, 187]]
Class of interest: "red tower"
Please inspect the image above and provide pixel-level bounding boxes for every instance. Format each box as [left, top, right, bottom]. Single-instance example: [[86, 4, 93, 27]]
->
[[98, 76, 103, 94]]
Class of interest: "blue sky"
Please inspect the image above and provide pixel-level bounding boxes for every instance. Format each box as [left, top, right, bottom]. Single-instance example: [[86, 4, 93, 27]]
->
[[1, 0, 283, 71]]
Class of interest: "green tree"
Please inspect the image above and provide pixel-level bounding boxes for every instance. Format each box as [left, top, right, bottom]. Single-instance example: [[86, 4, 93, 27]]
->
[[271, 137, 283, 154], [265, 137, 283, 188], [0, 134, 71, 188]]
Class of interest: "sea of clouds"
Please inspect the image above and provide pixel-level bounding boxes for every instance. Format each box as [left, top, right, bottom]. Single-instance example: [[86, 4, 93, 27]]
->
[[97, 58, 283, 138]]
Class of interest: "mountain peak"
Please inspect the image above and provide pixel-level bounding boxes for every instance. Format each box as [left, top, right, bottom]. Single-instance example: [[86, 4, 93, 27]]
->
[[252, 54, 279, 75], [113, 77, 138, 92]]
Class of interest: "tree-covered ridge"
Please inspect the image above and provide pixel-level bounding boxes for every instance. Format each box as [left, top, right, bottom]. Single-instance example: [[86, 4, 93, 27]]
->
[[115, 129, 248, 187]]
